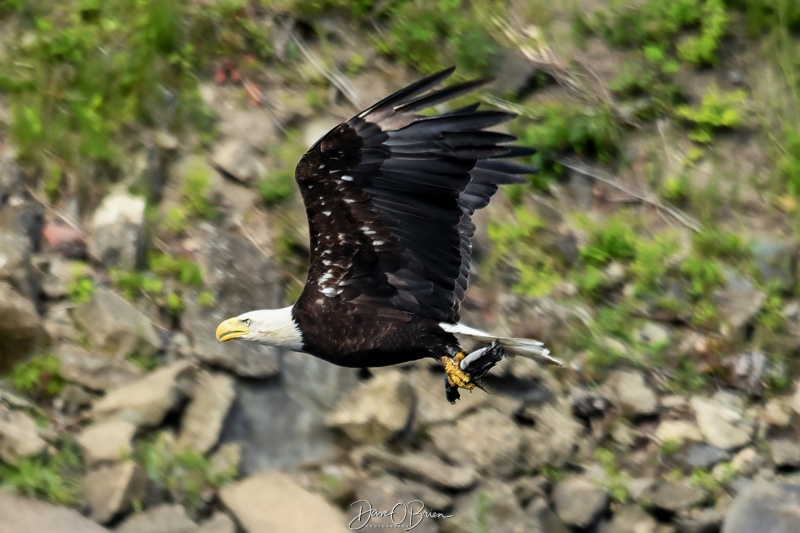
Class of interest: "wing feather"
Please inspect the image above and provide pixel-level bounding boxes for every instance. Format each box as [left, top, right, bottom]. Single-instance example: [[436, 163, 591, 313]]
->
[[294, 68, 536, 323]]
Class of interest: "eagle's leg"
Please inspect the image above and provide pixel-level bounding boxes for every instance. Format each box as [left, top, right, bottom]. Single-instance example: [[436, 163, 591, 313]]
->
[[441, 353, 474, 405], [442, 341, 506, 404], [440, 353, 475, 390]]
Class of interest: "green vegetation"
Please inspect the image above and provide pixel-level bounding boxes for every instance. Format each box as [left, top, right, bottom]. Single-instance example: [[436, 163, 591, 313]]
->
[[110, 269, 164, 300], [474, 490, 492, 533], [540, 464, 566, 483], [375, 0, 498, 76], [258, 130, 306, 206], [487, 208, 564, 297], [134, 434, 237, 514], [162, 160, 218, 235], [181, 161, 218, 221], [66, 275, 95, 304], [690, 464, 734, 501], [515, 102, 619, 189], [0, 440, 82, 505], [609, 47, 683, 120], [109, 253, 205, 319], [587, 0, 729, 65], [128, 350, 161, 372], [675, 85, 747, 144], [11, 353, 65, 398], [0, 0, 212, 196], [149, 254, 204, 287], [197, 290, 217, 308], [595, 447, 629, 503], [580, 219, 638, 266], [658, 438, 683, 456]]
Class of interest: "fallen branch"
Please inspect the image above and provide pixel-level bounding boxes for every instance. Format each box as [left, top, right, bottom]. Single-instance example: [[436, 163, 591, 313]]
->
[[290, 34, 362, 109], [557, 157, 702, 233]]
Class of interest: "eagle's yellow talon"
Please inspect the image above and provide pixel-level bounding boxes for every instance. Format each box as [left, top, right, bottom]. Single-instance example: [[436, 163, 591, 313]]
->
[[441, 354, 475, 391]]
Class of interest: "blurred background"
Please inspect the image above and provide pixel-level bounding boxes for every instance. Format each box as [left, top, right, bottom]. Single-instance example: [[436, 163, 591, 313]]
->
[[0, 0, 799, 531]]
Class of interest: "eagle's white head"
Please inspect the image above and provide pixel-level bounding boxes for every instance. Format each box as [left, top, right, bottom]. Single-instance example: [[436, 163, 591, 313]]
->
[[215, 306, 303, 351]]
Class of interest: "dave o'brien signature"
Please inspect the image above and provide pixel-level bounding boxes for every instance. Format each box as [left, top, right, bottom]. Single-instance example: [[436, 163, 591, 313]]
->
[[349, 499, 453, 530]]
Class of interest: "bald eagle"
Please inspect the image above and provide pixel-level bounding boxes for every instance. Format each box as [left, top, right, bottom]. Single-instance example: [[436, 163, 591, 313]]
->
[[216, 68, 562, 402]]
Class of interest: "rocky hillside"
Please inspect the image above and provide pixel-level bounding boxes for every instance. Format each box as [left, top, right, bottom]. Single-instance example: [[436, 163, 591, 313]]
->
[[1, 0, 800, 532]]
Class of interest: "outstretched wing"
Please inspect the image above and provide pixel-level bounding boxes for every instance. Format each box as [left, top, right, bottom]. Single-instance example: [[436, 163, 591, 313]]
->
[[293, 68, 535, 324]]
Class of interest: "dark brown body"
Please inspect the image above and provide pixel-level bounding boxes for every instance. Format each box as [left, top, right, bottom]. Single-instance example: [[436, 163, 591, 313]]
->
[[292, 303, 459, 367], [287, 69, 534, 370]]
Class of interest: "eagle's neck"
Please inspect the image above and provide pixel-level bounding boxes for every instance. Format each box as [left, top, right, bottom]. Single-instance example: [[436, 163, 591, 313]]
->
[[247, 306, 304, 351]]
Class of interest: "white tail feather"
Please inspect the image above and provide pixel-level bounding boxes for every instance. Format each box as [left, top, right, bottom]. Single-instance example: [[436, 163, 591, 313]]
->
[[439, 322, 564, 367]]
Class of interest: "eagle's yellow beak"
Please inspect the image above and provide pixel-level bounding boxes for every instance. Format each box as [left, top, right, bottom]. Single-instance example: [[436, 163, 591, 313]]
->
[[216, 317, 249, 342]]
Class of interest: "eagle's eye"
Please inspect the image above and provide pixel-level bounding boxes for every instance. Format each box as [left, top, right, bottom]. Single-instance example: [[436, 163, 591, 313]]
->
[[243, 318, 252, 326]]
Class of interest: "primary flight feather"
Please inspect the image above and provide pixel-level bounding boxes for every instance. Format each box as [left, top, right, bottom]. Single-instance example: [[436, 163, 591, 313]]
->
[[216, 67, 561, 403]]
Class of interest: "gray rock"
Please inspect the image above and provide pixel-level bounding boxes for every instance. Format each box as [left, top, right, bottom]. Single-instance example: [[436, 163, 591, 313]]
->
[[0, 283, 42, 374], [178, 370, 235, 454], [282, 352, 359, 410], [634, 321, 671, 347], [220, 471, 349, 533], [512, 475, 548, 506], [40, 256, 85, 298], [0, 491, 109, 533], [154, 131, 179, 151], [680, 443, 731, 470], [723, 480, 800, 533], [60, 384, 95, 416], [216, 107, 279, 154], [353, 446, 477, 491], [749, 240, 796, 292], [0, 230, 35, 300], [656, 420, 703, 445], [0, 200, 43, 254], [77, 419, 136, 466], [327, 371, 415, 444], [691, 392, 753, 450], [429, 408, 523, 478], [55, 343, 143, 392], [676, 507, 723, 533], [88, 191, 146, 270], [603, 370, 659, 418], [42, 303, 82, 345], [0, 404, 46, 465], [93, 361, 193, 429], [202, 232, 283, 318], [525, 497, 570, 533], [412, 368, 490, 425], [732, 447, 763, 477], [181, 298, 281, 378], [647, 480, 708, 513], [713, 274, 766, 335], [763, 399, 792, 427], [601, 504, 658, 533], [84, 461, 148, 523], [72, 289, 161, 359], [197, 512, 236, 533], [520, 400, 582, 470], [353, 475, 448, 533], [220, 379, 334, 474], [792, 380, 800, 416], [211, 140, 265, 184], [208, 443, 241, 481], [771, 439, 800, 469], [442, 479, 528, 533], [726, 350, 768, 394], [114, 504, 198, 533], [552, 476, 609, 528]]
